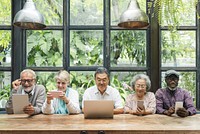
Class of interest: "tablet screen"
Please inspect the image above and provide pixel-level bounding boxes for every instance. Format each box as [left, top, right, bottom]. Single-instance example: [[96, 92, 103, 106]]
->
[[12, 94, 29, 114]]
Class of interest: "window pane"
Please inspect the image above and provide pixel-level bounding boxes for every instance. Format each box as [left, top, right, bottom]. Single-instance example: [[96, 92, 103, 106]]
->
[[0, 0, 11, 25], [70, 30, 103, 66], [70, 71, 94, 108], [161, 31, 196, 67], [26, 30, 63, 67], [36, 71, 56, 91], [0, 30, 11, 67], [111, 30, 147, 67], [0, 71, 11, 108], [34, 0, 63, 25], [161, 71, 196, 105], [111, 0, 147, 26], [110, 71, 146, 103], [160, 0, 196, 26], [70, 0, 103, 25]]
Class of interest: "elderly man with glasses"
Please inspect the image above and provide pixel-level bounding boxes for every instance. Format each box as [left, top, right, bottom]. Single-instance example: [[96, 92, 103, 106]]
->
[[82, 67, 124, 114], [155, 70, 196, 117], [5, 69, 46, 115]]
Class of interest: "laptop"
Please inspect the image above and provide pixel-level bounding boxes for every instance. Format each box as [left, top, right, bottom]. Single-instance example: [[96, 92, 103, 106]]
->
[[12, 94, 29, 114], [83, 100, 114, 119]]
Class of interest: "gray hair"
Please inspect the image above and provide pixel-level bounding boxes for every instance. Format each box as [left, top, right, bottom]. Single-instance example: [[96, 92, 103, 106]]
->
[[130, 74, 151, 91], [55, 70, 70, 84], [94, 67, 109, 78], [20, 69, 36, 79]]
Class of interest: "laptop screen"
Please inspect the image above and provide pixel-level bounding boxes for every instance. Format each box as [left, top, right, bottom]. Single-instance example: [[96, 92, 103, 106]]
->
[[83, 100, 114, 119]]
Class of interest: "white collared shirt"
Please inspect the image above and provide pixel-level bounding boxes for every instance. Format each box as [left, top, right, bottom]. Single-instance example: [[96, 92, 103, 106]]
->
[[82, 85, 123, 109]]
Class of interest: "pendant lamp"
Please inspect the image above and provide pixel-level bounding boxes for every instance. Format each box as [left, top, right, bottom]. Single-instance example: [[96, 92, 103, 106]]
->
[[118, 0, 149, 28], [13, 0, 46, 30]]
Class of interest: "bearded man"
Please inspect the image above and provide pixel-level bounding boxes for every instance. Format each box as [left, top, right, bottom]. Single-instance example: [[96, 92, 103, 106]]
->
[[155, 70, 196, 117], [6, 69, 46, 115]]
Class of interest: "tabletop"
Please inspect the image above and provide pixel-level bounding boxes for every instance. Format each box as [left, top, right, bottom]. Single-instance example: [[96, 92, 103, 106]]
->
[[0, 113, 199, 134]]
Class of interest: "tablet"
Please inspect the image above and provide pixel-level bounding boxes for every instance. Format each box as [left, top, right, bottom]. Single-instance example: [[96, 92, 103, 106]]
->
[[12, 94, 29, 114]]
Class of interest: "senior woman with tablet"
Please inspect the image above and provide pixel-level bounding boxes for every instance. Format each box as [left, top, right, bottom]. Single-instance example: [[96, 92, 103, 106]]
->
[[124, 74, 156, 116], [42, 70, 81, 114]]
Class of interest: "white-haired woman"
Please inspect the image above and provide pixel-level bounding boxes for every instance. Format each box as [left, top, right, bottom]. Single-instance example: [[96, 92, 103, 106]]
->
[[42, 70, 81, 114], [124, 74, 156, 116]]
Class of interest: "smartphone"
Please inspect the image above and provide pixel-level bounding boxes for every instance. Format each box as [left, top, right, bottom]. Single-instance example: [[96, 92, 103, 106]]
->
[[175, 101, 183, 114], [137, 100, 144, 110], [48, 90, 63, 98]]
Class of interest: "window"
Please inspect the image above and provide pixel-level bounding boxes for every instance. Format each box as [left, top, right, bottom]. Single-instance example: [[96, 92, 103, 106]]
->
[[160, 0, 198, 105], [0, 0, 11, 109], [0, 0, 199, 110]]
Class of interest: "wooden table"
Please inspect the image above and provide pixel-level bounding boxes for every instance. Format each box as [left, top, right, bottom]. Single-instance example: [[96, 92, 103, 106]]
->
[[0, 113, 199, 134]]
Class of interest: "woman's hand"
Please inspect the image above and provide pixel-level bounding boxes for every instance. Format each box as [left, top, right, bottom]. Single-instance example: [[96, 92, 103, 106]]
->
[[59, 92, 70, 104], [128, 107, 145, 115], [46, 92, 53, 104], [136, 105, 145, 115]]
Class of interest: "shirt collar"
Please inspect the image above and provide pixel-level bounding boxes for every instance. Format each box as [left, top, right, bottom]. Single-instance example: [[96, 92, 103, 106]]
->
[[94, 85, 110, 95]]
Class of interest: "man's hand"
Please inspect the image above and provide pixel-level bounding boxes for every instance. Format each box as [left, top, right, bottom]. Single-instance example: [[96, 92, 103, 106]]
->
[[176, 108, 189, 117], [12, 79, 21, 90], [23, 103, 34, 115], [163, 107, 175, 116]]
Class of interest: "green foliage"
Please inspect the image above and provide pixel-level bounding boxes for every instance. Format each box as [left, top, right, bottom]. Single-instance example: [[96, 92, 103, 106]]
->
[[161, 31, 195, 66], [34, 0, 63, 25], [70, 31, 103, 66], [70, 0, 103, 25], [0, 85, 10, 100], [179, 72, 196, 101], [0, 0, 11, 25], [36, 72, 56, 92], [0, 31, 11, 65], [27, 31, 63, 67], [150, 0, 198, 30], [70, 72, 95, 107], [110, 75, 128, 104], [111, 31, 146, 66]]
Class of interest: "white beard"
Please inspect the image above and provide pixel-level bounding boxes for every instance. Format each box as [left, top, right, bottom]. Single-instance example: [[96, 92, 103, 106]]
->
[[24, 86, 33, 93]]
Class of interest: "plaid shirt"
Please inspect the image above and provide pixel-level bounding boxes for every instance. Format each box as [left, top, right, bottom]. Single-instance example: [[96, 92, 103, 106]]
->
[[155, 87, 196, 115]]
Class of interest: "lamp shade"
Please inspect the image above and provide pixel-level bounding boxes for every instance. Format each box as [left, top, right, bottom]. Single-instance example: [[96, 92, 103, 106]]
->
[[13, 0, 46, 30], [118, 0, 149, 28]]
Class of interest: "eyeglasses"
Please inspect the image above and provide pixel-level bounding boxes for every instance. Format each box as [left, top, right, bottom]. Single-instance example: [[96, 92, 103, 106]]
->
[[96, 79, 108, 83], [135, 84, 146, 89], [166, 77, 179, 81], [20, 79, 34, 83]]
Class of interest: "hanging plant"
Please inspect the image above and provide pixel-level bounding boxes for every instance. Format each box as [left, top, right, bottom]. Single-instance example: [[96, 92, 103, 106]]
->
[[149, 0, 198, 31]]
